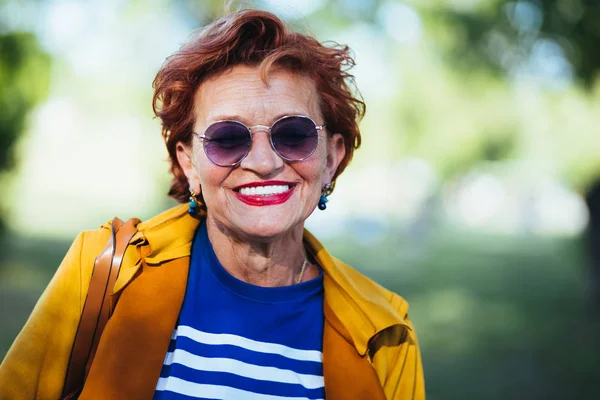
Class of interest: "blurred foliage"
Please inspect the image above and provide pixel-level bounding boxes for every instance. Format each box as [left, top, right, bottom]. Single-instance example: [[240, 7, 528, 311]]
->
[[173, 0, 234, 24], [0, 32, 50, 230], [0, 32, 50, 173], [299, 0, 600, 187], [425, 0, 600, 87]]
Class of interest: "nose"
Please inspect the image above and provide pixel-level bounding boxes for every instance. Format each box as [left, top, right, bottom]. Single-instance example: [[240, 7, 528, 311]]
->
[[239, 129, 284, 177]]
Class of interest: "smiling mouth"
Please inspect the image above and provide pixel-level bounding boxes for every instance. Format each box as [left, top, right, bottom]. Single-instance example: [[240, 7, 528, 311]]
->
[[237, 184, 292, 196], [233, 182, 296, 206]]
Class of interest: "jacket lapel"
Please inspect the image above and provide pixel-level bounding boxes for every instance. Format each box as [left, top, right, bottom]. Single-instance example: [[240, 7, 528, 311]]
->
[[305, 229, 410, 356], [323, 301, 387, 400], [80, 256, 190, 399]]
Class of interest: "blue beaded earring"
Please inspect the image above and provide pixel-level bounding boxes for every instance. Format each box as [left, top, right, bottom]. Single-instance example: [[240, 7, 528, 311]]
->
[[318, 183, 332, 210], [188, 189, 200, 216]]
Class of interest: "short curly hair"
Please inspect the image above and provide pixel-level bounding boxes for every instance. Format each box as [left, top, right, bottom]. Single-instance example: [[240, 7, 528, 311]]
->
[[153, 9, 365, 203]]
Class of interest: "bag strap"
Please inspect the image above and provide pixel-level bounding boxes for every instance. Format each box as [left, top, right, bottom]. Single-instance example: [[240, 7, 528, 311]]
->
[[61, 217, 140, 399]]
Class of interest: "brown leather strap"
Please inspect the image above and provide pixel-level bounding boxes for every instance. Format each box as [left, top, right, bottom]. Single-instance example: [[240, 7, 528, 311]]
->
[[62, 223, 117, 399], [62, 217, 139, 399], [86, 218, 139, 377], [107, 218, 140, 315]]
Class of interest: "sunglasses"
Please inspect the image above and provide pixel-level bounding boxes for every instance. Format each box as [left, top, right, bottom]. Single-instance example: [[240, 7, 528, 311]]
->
[[193, 115, 326, 167]]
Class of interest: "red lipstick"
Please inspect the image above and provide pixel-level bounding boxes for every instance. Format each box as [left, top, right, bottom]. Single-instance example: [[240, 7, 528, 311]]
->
[[233, 180, 296, 206]]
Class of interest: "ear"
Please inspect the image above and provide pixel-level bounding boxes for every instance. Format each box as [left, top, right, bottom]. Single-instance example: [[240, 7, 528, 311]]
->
[[176, 141, 201, 193], [324, 133, 346, 184]]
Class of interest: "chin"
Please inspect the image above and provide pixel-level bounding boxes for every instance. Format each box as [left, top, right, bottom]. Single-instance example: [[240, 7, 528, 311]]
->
[[234, 217, 302, 241]]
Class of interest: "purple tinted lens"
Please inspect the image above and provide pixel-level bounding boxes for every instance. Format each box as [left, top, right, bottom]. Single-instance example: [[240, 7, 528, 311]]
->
[[203, 121, 251, 166], [271, 116, 319, 161]]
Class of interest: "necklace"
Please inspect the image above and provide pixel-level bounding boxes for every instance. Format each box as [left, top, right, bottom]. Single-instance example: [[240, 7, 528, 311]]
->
[[296, 259, 308, 284]]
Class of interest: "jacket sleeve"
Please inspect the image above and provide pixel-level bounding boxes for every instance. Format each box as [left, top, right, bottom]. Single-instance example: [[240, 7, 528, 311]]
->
[[371, 296, 426, 400], [0, 230, 105, 400]]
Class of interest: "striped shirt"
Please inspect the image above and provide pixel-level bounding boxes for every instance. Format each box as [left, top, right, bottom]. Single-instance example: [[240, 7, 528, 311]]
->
[[154, 221, 325, 400]]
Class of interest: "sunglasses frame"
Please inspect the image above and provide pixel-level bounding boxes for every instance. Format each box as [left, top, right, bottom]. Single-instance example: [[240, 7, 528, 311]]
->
[[193, 115, 326, 167]]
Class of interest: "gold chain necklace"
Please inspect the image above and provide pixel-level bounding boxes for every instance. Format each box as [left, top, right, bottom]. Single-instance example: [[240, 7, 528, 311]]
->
[[296, 259, 308, 284]]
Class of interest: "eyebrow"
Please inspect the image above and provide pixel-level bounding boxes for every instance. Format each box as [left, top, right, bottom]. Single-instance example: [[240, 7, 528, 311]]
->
[[207, 112, 311, 125]]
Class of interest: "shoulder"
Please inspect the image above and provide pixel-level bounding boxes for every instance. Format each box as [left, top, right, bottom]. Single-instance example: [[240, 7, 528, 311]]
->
[[78, 225, 112, 257], [58, 204, 196, 279], [93, 203, 192, 238], [96, 204, 199, 265], [304, 229, 411, 354], [314, 241, 425, 397], [332, 257, 408, 316], [133, 203, 192, 232], [95, 204, 198, 249], [329, 255, 410, 317], [304, 228, 409, 315]]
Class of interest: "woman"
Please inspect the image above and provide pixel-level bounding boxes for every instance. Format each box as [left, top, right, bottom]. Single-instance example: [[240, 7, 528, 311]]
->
[[0, 9, 424, 400]]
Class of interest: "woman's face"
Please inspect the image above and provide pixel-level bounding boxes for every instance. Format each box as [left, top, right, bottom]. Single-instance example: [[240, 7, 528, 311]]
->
[[177, 65, 346, 241]]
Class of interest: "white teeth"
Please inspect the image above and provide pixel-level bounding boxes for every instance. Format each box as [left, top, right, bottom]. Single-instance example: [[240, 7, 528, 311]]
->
[[240, 185, 290, 196]]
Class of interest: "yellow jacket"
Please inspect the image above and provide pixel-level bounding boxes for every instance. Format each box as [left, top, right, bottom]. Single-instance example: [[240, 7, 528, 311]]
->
[[0, 205, 425, 399]]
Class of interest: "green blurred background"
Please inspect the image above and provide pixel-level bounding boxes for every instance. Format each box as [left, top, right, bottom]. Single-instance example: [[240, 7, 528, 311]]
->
[[1, 0, 600, 398]]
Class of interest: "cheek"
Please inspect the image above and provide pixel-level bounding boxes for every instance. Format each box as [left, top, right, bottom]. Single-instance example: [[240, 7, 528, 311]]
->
[[193, 146, 223, 194], [312, 143, 330, 181], [297, 149, 328, 188]]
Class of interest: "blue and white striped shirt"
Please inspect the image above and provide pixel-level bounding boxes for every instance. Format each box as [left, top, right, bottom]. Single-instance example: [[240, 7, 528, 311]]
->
[[154, 222, 325, 400]]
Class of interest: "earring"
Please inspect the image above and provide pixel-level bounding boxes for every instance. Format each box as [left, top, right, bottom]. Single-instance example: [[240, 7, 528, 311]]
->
[[318, 183, 332, 210], [188, 189, 199, 216]]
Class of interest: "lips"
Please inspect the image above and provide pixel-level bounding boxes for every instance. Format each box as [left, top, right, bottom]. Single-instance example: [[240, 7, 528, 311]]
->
[[233, 180, 296, 206]]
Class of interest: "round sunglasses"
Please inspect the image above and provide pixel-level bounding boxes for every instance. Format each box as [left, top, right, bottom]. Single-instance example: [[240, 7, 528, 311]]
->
[[193, 115, 326, 167]]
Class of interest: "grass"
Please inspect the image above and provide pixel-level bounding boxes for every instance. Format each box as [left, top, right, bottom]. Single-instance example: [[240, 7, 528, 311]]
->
[[327, 226, 600, 400]]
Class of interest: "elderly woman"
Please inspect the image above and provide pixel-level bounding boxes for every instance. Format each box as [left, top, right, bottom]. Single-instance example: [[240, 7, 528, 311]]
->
[[0, 9, 424, 400]]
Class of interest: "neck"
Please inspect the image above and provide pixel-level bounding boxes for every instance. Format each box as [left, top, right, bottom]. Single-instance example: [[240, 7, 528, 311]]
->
[[205, 216, 311, 287]]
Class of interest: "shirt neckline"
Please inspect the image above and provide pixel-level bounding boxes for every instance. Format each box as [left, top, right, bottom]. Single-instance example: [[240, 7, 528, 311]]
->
[[194, 221, 323, 304]]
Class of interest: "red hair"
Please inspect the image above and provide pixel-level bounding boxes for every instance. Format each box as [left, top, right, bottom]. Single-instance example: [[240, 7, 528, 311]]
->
[[153, 9, 365, 203]]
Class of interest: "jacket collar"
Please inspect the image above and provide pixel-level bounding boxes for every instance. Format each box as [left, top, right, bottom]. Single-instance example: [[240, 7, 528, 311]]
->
[[112, 204, 409, 356]]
